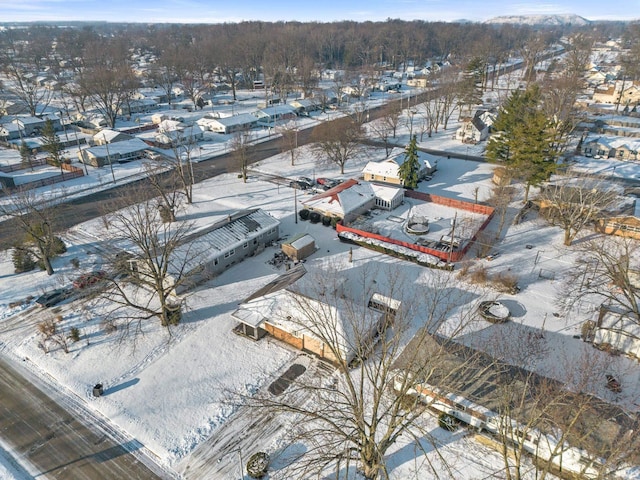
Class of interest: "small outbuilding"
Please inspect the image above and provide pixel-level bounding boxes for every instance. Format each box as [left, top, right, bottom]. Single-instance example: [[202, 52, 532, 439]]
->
[[281, 234, 316, 262]]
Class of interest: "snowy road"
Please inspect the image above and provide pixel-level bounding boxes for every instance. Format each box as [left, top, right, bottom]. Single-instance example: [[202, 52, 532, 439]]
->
[[0, 355, 170, 480]]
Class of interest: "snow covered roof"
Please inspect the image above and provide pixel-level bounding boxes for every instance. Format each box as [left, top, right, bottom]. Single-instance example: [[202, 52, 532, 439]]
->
[[93, 129, 133, 143], [231, 264, 385, 361], [84, 138, 149, 158], [303, 179, 375, 217], [206, 113, 258, 128], [176, 209, 280, 276], [369, 183, 404, 202], [284, 233, 315, 250], [362, 147, 434, 178]]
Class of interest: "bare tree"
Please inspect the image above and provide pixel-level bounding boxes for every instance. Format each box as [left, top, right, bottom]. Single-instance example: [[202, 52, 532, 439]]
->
[[241, 264, 487, 479], [310, 119, 363, 174], [536, 179, 619, 246], [97, 191, 207, 338], [143, 162, 183, 223], [81, 38, 138, 128], [0, 189, 65, 276], [378, 101, 402, 139], [559, 236, 640, 319], [277, 121, 300, 166], [0, 29, 54, 116], [230, 129, 252, 183]]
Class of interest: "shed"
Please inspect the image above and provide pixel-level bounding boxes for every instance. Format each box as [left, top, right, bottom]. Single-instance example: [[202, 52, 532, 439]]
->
[[281, 234, 316, 262]]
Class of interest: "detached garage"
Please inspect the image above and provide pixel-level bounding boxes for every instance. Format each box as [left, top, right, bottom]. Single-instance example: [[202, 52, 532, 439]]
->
[[281, 234, 316, 262]]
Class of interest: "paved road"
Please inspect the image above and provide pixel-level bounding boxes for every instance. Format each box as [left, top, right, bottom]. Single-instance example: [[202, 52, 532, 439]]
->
[[0, 356, 168, 480]]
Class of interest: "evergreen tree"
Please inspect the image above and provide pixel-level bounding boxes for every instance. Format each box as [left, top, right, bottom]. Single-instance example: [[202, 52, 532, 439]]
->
[[486, 85, 559, 202], [11, 247, 36, 273], [19, 140, 35, 171], [398, 135, 421, 189], [41, 119, 63, 169]]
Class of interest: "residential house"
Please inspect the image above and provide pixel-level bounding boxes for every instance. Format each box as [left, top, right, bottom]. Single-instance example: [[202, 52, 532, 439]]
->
[[118, 97, 159, 116], [158, 209, 280, 294], [13, 115, 61, 136], [0, 100, 25, 116], [370, 183, 404, 210], [592, 81, 640, 106], [92, 129, 135, 145], [197, 113, 259, 134], [288, 98, 321, 115], [302, 179, 376, 223], [79, 138, 149, 167], [158, 119, 185, 133], [153, 125, 205, 148], [455, 117, 487, 143], [362, 147, 437, 186], [253, 105, 297, 126], [407, 77, 429, 88], [595, 200, 640, 240], [151, 113, 168, 125], [231, 264, 400, 363], [581, 137, 614, 158], [0, 123, 22, 141]]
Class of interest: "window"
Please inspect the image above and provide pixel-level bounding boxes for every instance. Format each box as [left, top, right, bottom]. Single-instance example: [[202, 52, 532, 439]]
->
[[224, 249, 235, 258], [243, 242, 248, 249]]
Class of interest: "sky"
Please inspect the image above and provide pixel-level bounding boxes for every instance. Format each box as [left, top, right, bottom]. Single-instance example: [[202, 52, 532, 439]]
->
[[0, 0, 636, 24]]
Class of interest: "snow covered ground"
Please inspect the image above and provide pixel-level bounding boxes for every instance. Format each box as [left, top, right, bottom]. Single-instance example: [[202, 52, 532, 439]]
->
[[0, 82, 639, 479]]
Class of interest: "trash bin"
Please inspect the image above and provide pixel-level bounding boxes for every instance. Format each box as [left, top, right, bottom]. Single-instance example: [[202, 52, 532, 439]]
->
[[93, 383, 103, 397]]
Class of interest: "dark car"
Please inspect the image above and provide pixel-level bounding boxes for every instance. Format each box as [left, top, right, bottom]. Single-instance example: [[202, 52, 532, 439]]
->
[[289, 180, 312, 190], [321, 178, 342, 189], [297, 176, 314, 185], [73, 270, 107, 289], [35, 288, 70, 308]]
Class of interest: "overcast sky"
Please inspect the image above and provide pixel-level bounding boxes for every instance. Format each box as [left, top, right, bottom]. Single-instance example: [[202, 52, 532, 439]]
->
[[0, 0, 636, 23]]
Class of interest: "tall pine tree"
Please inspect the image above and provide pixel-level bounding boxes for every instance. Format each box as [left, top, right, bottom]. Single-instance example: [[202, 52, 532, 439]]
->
[[41, 119, 63, 169], [486, 85, 559, 203], [399, 135, 421, 189]]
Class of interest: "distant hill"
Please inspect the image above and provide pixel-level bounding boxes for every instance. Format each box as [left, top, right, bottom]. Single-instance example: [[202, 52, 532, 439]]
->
[[484, 14, 591, 26]]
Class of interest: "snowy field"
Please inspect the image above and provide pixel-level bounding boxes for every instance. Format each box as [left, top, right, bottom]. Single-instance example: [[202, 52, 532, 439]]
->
[[0, 81, 639, 479]]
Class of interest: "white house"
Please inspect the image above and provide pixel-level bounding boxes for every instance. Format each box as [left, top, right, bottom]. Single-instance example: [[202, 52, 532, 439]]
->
[[302, 179, 376, 222], [198, 113, 259, 134], [253, 105, 297, 126], [231, 264, 400, 364], [370, 183, 405, 210], [92, 129, 135, 145], [79, 138, 149, 167], [362, 147, 437, 186], [455, 110, 495, 144]]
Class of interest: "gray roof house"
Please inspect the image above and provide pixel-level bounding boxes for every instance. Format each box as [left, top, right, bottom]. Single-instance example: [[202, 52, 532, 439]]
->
[[135, 209, 280, 294], [197, 113, 259, 134], [79, 138, 149, 167]]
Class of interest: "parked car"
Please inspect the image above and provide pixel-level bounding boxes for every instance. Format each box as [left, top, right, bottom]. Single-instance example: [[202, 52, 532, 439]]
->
[[297, 176, 314, 185], [289, 180, 312, 190], [73, 270, 107, 289], [35, 288, 70, 308]]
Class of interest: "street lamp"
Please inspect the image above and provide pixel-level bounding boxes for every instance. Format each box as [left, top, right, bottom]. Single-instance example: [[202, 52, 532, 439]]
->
[[217, 446, 243, 480]]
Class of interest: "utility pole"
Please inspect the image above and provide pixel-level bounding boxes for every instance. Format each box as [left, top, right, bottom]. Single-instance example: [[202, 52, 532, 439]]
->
[[102, 133, 116, 184]]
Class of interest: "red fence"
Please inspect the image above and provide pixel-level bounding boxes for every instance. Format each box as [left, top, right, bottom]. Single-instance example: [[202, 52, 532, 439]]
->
[[338, 192, 495, 263]]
